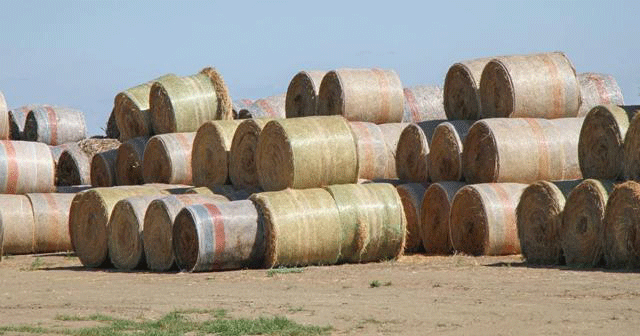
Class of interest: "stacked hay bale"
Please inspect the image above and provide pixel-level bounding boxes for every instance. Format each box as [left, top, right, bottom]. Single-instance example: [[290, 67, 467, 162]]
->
[[115, 136, 149, 185], [142, 132, 195, 185], [401, 85, 445, 123], [603, 181, 640, 268], [427, 120, 474, 182], [8, 104, 39, 140], [24, 106, 87, 145], [443, 57, 492, 120], [238, 94, 285, 119], [229, 119, 272, 189], [56, 138, 121, 186], [395, 120, 444, 182], [232, 99, 253, 119], [350, 122, 408, 180], [420, 182, 466, 254], [285, 71, 325, 118], [191, 120, 243, 188], [91, 149, 118, 187], [0, 141, 56, 193], [396, 183, 429, 252], [623, 112, 640, 180], [577, 73, 624, 116]]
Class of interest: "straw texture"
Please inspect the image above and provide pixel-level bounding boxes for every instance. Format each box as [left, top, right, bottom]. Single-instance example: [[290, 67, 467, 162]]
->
[[24, 106, 87, 145], [427, 120, 474, 182], [142, 132, 195, 185], [105, 108, 120, 139], [603, 181, 640, 268], [0, 91, 7, 140], [395, 120, 445, 182], [257, 116, 358, 191], [396, 183, 429, 252], [350, 122, 408, 180], [192, 120, 243, 188], [463, 118, 584, 183], [318, 68, 404, 124], [229, 119, 272, 189], [401, 85, 445, 123], [577, 73, 624, 117], [238, 94, 286, 119], [450, 183, 527, 255], [115, 136, 149, 186], [622, 112, 640, 180], [90, 149, 118, 187], [0, 195, 35, 255], [480, 52, 581, 118], [0, 140, 55, 193], [285, 71, 326, 118], [420, 181, 466, 254], [443, 58, 492, 120], [232, 99, 253, 119], [56, 139, 121, 186], [27, 193, 75, 253]]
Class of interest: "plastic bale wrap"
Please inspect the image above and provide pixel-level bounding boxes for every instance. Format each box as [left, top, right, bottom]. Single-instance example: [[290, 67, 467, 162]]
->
[[257, 116, 358, 191], [173, 199, 263, 272], [0, 140, 55, 193], [56, 139, 121, 186], [115, 136, 149, 186], [463, 118, 584, 184], [286, 71, 326, 118], [26, 193, 75, 253], [149, 67, 232, 134], [427, 121, 474, 182], [229, 119, 272, 189], [516, 180, 581, 264], [396, 183, 429, 252], [395, 120, 445, 182], [142, 132, 195, 185], [238, 94, 286, 119], [350, 122, 408, 180], [577, 73, 624, 117], [317, 68, 404, 124], [480, 52, 581, 118], [443, 57, 492, 120], [402, 85, 445, 123], [232, 99, 253, 119], [250, 188, 343, 268], [602, 181, 640, 268], [420, 182, 466, 254], [0, 195, 35, 255], [8, 104, 38, 140], [191, 120, 243, 187], [450, 183, 527, 256], [24, 106, 87, 145]]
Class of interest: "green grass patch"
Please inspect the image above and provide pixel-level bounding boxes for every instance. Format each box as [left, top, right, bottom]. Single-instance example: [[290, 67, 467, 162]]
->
[[369, 280, 392, 288], [266, 267, 305, 277]]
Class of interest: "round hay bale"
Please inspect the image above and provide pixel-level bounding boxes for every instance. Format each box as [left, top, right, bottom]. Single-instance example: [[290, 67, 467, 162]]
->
[[143, 193, 229, 271], [49, 143, 75, 167], [185, 185, 258, 201], [56, 139, 121, 186], [396, 183, 429, 252], [90, 149, 118, 187], [602, 181, 640, 268], [69, 185, 172, 268], [232, 99, 253, 119], [105, 107, 120, 139], [561, 179, 613, 267], [173, 199, 263, 272], [395, 120, 445, 182], [229, 119, 272, 189], [115, 136, 149, 186], [420, 181, 466, 254], [285, 71, 326, 118], [379, 123, 409, 179], [577, 73, 624, 117], [56, 185, 91, 193], [192, 120, 243, 188], [317, 68, 404, 124], [238, 94, 286, 119], [622, 112, 640, 180], [450, 183, 527, 255], [142, 132, 195, 185], [149, 67, 232, 134], [579, 105, 640, 180], [480, 52, 581, 118], [24, 106, 87, 145], [8, 104, 38, 140], [0, 195, 35, 255], [257, 116, 358, 191], [350, 122, 408, 180], [463, 118, 584, 184], [114, 74, 176, 141], [516, 180, 581, 265], [250, 188, 343, 268], [0, 141, 55, 193], [427, 120, 474, 182], [443, 58, 492, 120], [402, 85, 445, 123], [26, 193, 75, 253]]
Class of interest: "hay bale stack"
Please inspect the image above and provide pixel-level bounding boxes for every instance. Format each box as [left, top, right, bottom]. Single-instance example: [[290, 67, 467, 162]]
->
[[350, 122, 408, 180], [463, 118, 584, 184], [115, 136, 149, 186], [229, 119, 272, 189], [144, 194, 229, 271], [149, 67, 232, 134], [192, 120, 243, 188], [232, 99, 253, 119], [0, 141, 55, 193], [24, 106, 87, 145], [480, 52, 581, 118], [402, 85, 445, 123], [238, 94, 286, 119], [603, 181, 640, 268], [622, 113, 640, 181], [396, 183, 429, 252], [90, 149, 118, 187], [420, 182, 466, 254], [8, 104, 38, 140], [286, 71, 326, 118], [49, 143, 75, 167], [142, 132, 195, 185], [27, 193, 75, 253], [0, 195, 35, 255], [427, 121, 475, 182], [395, 120, 445, 182], [105, 108, 120, 139], [56, 138, 121, 186], [257, 116, 358, 191], [443, 58, 492, 120], [577, 73, 624, 117], [450, 183, 527, 255], [69, 185, 172, 268], [578, 105, 640, 180], [317, 68, 404, 124], [516, 180, 582, 264], [174, 200, 263, 272], [114, 74, 176, 140]]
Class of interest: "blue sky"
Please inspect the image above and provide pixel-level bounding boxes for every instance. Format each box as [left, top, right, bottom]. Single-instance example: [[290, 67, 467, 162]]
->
[[0, 1, 637, 135]]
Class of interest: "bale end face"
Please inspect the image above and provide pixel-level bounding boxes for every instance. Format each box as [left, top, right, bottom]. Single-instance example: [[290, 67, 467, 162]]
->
[[462, 121, 499, 183], [602, 182, 640, 269], [443, 63, 482, 120], [149, 82, 177, 134], [229, 119, 269, 189], [69, 191, 110, 268], [199, 67, 233, 121], [449, 186, 488, 256], [578, 105, 628, 180], [142, 137, 174, 184], [428, 122, 468, 182], [172, 208, 200, 272], [56, 150, 85, 186], [256, 121, 295, 191], [479, 60, 515, 118], [114, 93, 149, 141], [285, 71, 323, 118], [108, 201, 144, 270], [395, 124, 430, 182], [91, 152, 117, 188], [115, 139, 147, 186], [317, 71, 345, 118]]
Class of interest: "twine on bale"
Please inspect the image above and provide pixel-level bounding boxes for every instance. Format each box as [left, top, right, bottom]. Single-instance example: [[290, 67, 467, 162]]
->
[[427, 121, 474, 182], [149, 67, 232, 134], [463, 118, 584, 184], [24, 106, 87, 145], [480, 52, 581, 118], [0, 91, 7, 140], [105, 108, 120, 139], [516, 180, 581, 265], [26, 193, 75, 253], [577, 73, 624, 117], [0, 195, 35, 255], [420, 181, 466, 254], [603, 181, 640, 268], [443, 58, 492, 120], [256, 116, 358, 191], [579, 105, 640, 180], [238, 94, 286, 119], [173, 200, 264, 272], [317, 68, 405, 124], [285, 71, 326, 118], [192, 120, 243, 188], [232, 99, 253, 119], [0, 141, 55, 194], [229, 119, 272, 189], [396, 183, 429, 252], [90, 149, 118, 187], [401, 85, 446, 123], [450, 183, 527, 256], [561, 179, 613, 267], [395, 120, 445, 182], [115, 136, 149, 186], [56, 138, 121, 186], [142, 132, 195, 185]]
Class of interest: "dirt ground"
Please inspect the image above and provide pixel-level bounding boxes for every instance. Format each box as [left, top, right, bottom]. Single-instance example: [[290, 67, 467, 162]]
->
[[1, 253, 640, 335]]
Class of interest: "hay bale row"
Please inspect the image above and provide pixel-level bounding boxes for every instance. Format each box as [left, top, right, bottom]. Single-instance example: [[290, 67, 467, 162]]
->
[[285, 71, 325, 118], [191, 120, 243, 188], [24, 106, 87, 145], [56, 138, 121, 186], [142, 132, 195, 185], [350, 122, 408, 180], [115, 136, 149, 186], [402, 85, 445, 123]]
